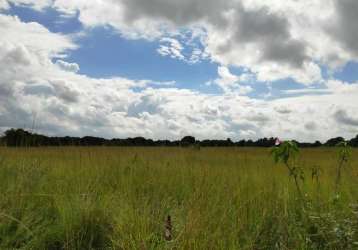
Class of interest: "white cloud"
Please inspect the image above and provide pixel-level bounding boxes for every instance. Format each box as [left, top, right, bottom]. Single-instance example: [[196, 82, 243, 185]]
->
[[157, 38, 184, 60], [334, 109, 358, 127], [210, 66, 253, 94], [3, 0, 358, 86], [55, 60, 80, 73], [1, 4, 358, 141], [325, 79, 358, 93], [157, 36, 207, 64], [0, 15, 76, 57], [216, 66, 239, 89], [1, 0, 52, 11], [0, 0, 9, 10]]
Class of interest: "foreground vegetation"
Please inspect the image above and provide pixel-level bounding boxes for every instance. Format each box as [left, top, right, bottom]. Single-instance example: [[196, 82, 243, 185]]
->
[[0, 146, 357, 249]]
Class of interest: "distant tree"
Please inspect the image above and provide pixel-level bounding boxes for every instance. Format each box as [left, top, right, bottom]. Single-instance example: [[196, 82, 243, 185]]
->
[[226, 138, 234, 146], [255, 137, 276, 147], [325, 137, 345, 147], [1, 128, 358, 148], [81, 136, 106, 146], [313, 140, 322, 147], [349, 135, 358, 147], [4, 129, 31, 147], [236, 140, 246, 147], [180, 136, 196, 147], [246, 139, 254, 147]]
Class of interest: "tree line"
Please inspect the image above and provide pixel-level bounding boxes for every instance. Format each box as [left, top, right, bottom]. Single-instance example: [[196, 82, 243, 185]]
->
[[1, 128, 358, 147]]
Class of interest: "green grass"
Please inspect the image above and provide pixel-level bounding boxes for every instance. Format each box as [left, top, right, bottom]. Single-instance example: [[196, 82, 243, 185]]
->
[[0, 147, 357, 249]]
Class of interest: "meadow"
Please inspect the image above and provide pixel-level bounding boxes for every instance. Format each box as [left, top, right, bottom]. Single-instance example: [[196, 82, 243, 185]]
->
[[0, 146, 357, 249]]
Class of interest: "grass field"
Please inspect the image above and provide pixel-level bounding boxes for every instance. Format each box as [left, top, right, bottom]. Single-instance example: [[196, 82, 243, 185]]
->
[[0, 147, 357, 249]]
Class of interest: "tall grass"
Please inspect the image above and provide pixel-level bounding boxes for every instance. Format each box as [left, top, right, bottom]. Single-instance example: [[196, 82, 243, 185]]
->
[[0, 147, 357, 249]]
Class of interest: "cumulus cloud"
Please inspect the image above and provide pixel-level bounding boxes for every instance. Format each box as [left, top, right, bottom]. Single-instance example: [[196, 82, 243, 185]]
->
[[330, 0, 358, 57], [55, 60, 80, 73], [334, 109, 358, 127], [214, 66, 240, 91], [2, 0, 52, 11], [157, 38, 184, 60], [274, 106, 292, 114], [209, 66, 253, 94], [4, 0, 358, 85], [0, 1, 9, 10], [0, 0, 317, 83], [50, 80, 79, 103], [305, 122, 317, 131], [1, 2, 358, 141], [157, 36, 208, 64], [0, 15, 76, 55], [208, 3, 309, 70]]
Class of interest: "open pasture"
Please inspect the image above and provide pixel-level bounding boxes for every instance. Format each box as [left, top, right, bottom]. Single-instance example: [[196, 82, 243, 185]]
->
[[0, 147, 357, 249]]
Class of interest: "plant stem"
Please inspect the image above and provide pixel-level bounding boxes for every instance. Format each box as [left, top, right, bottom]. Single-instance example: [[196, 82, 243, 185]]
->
[[335, 158, 344, 194], [285, 162, 303, 199]]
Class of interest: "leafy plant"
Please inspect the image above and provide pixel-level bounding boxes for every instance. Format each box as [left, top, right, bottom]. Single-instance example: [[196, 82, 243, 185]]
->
[[272, 140, 304, 198]]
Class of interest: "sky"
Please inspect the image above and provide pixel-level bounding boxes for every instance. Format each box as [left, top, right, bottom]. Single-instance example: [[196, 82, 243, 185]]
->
[[0, 0, 358, 142]]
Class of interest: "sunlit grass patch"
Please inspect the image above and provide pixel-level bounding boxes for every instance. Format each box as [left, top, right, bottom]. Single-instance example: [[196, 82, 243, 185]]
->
[[0, 147, 357, 249]]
